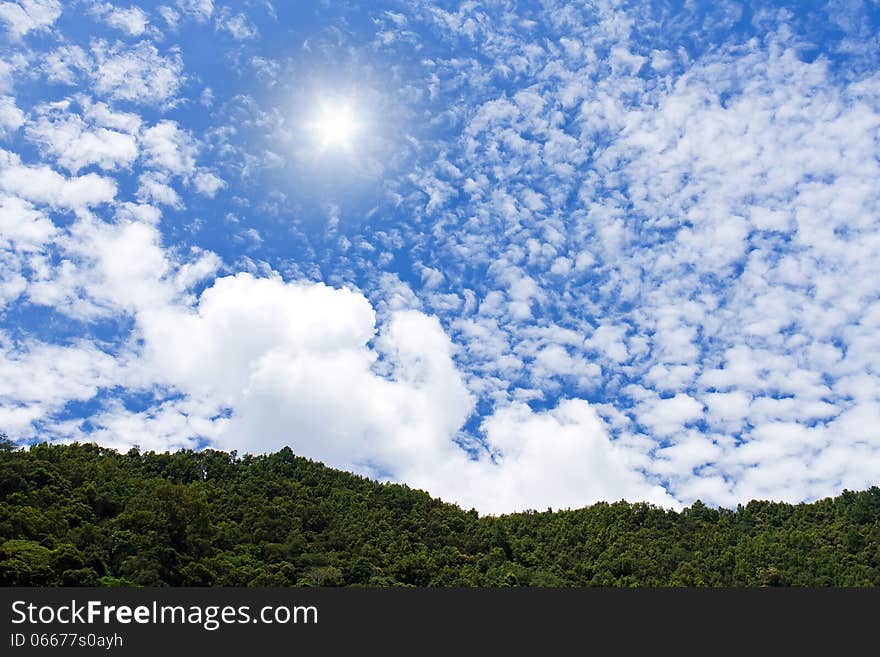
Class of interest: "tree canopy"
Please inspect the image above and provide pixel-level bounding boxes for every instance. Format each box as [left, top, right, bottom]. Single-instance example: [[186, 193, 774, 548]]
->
[[1, 442, 877, 586]]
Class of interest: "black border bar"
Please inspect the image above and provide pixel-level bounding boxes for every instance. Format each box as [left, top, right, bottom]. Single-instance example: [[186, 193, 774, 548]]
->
[[2, 587, 877, 654]]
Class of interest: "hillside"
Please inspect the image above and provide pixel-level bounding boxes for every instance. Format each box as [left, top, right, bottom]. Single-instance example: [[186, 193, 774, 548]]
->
[[1, 440, 878, 586]]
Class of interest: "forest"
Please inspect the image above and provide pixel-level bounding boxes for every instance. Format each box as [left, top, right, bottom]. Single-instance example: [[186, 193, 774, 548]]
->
[[1, 438, 878, 587]]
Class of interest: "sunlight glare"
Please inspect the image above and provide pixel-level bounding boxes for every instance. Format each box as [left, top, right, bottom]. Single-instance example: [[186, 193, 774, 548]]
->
[[312, 101, 358, 151]]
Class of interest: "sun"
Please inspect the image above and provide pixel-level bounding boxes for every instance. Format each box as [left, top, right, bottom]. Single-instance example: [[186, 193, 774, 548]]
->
[[311, 101, 358, 151]]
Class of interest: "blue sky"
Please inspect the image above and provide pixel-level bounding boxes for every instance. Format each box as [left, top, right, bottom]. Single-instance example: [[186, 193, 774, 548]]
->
[[2, 0, 880, 513]]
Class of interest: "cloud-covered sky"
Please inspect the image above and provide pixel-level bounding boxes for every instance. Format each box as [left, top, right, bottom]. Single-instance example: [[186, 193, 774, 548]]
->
[[2, 0, 879, 514]]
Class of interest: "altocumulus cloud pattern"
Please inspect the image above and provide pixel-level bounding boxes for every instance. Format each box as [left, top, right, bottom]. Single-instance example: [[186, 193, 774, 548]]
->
[[1, 0, 879, 514]]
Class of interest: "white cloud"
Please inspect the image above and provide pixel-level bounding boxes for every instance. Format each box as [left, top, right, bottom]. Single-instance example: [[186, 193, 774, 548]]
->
[[158, 6, 179, 29], [587, 324, 629, 363], [115, 201, 161, 225], [636, 393, 704, 438], [703, 390, 751, 431], [0, 58, 16, 93], [136, 171, 182, 208], [192, 170, 225, 197], [80, 98, 142, 133], [26, 101, 139, 173], [90, 40, 183, 105], [1, 258, 676, 513], [650, 431, 724, 480], [0, 336, 123, 434], [128, 276, 674, 513], [176, 0, 212, 21], [142, 120, 197, 176], [0, 149, 116, 210], [406, 9, 880, 508], [0, 0, 61, 38], [464, 400, 676, 512], [41, 46, 91, 85], [216, 8, 257, 40], [10, 173, 217, 321], [0, 194, 55, 250], [0, 95, 24, 134], [93, 3, 149, 37]]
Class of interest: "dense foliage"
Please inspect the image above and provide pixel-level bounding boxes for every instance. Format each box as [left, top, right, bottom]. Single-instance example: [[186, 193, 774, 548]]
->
[[1, 440, 878, 586]]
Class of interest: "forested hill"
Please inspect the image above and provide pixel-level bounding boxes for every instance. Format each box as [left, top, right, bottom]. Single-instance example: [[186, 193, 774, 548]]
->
[[1, 441, 878, 587]]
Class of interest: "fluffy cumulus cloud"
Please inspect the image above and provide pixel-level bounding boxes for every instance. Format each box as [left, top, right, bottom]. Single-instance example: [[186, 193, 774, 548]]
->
[[25, 99, 139, 173], [2, 1, 880, 513], [0, 0, 60, 38], [141, 120, 197, 176], [90, 40, 183, 105], [90, 3, 149, 37], [0, 149, 117, 209], [0, 95, 24, 133]]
